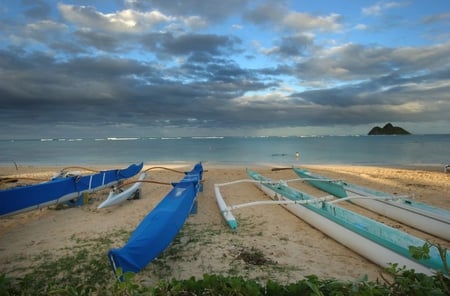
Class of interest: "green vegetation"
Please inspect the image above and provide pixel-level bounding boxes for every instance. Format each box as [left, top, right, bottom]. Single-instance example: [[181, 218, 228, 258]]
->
[[1, 224, 449, 295]]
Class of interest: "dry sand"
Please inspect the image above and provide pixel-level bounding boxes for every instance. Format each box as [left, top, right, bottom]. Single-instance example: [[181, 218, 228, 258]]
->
[[0, 163, 449, 285]]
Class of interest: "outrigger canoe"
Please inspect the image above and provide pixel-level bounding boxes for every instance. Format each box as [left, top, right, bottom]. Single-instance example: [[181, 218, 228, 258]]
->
[[0, 163, 143, 217], [214, 169, 449, 275], [108, 162, 203, 280], [292, 167, 450, 241]]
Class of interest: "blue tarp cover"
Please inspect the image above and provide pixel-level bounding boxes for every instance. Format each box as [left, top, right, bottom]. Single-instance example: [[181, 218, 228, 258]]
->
[[0, 162, 143, 217], [108, 162, 203, 279]]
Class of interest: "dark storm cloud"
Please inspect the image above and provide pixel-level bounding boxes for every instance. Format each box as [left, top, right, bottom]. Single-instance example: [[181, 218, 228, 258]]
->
[[244, 1, 287, 26], [268, 34, 315, 57], [74, 29, 123, 52], [141, 32, 241, 57], [0, 40, 275, 131]]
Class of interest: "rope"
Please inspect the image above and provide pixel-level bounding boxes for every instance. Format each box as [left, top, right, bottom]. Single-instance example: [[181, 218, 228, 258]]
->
[[114, 176, 205, 190], [0, 176, 49, 185], [107, 166, 185, 190], [59, 166, 100, 173], [0, 167, 101, 185], [143, 166, 185, 174], [0, 167, 101, 186]]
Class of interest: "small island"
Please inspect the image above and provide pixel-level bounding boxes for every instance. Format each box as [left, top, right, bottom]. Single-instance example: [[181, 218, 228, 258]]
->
[[368, 123, 411, 135]]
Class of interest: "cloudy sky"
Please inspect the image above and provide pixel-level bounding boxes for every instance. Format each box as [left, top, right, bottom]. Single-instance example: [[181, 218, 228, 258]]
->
[[1, 0, 449, 139]]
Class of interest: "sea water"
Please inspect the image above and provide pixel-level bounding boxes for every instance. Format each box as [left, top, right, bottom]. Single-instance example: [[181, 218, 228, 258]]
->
[[0, 135, 449, 167]]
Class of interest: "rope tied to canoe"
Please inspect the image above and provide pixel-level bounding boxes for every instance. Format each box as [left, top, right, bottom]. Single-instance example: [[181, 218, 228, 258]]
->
[[143, 166, 185, 174], [0, 176, 49, 185], [109, 165, 185, 190], [112, 165, 206, 190], [108, 165, 203, 190], [113, 178, 205, 191], [59, 166, 101, 173], [0, 167, 98, 186]]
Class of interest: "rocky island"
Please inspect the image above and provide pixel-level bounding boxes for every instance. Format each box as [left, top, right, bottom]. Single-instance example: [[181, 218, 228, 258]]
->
[[368, 123, 411, 135]]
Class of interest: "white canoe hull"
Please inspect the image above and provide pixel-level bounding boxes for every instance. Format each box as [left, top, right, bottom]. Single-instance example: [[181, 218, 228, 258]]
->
[[254, 182, 437, 275]]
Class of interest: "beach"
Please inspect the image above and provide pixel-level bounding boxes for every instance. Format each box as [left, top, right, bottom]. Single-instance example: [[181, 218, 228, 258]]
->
[[1, 163, 449, 285]]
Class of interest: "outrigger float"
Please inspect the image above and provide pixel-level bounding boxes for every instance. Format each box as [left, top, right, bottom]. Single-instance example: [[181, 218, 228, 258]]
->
[[98, 172, 147, 209], [214, 169, 449, 276]]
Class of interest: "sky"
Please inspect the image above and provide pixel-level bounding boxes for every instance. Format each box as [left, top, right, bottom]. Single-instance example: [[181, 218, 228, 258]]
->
[[0, 0, 449, 139]]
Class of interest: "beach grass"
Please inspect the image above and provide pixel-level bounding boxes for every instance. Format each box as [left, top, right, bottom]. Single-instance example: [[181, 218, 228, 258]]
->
[[1, 224, 449, 295]]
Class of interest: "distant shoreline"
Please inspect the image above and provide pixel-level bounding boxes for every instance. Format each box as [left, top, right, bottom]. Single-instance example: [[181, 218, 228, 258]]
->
[[1, 133, 450, 141]]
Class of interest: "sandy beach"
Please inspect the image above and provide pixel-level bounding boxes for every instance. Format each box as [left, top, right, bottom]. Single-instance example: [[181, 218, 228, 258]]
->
[[1, 163, 449, 285]]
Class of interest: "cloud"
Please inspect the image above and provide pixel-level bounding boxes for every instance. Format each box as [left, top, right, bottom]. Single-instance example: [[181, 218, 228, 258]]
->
[[287, 41, 450, 84], [354, 24, 368, 30], [262, 34, 315, 57], [362, 1, 407, 16], [245, 2, 342, 32], [22, 0, 51, 19], [0, 44, 273, 132], [181, 15, 208, 30], [22, 20, 69, 47], [58, 4, 173, 33], [283, 12, 342, 32], [146, 0, 249, 22], [148, 33, 241, 56], [288, 66, 450, 124], [421, 12, 450, 24], [74, 28, 123, 52]]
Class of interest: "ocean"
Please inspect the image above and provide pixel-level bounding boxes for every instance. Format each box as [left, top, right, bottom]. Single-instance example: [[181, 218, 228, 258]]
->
[[0, 135, 449, 167]]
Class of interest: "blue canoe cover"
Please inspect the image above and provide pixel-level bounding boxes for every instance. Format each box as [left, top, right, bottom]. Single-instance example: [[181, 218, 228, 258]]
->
[[0, 162, 143, 217], [108, 163, 202, 278]]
